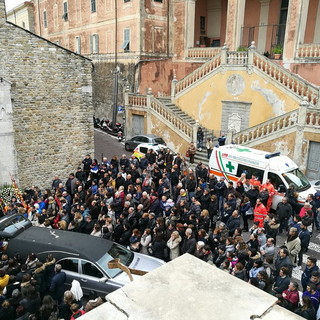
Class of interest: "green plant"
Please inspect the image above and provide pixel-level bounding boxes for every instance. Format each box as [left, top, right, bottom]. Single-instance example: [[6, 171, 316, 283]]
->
[[272, 44, 283, 54], [237, 46, 248, 52]]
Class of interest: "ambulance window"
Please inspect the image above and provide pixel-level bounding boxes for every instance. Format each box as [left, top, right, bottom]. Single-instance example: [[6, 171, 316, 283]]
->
[[236, 164, 263, 182], [268, 172, 285, 190], [139, 147, 148, 154]]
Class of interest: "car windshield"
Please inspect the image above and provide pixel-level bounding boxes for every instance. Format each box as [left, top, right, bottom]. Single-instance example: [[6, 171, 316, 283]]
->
[[154, 137, 165, 144], [0, 215, 30, 237], [282, 169, 311, 192], [96, 243, 134, 278]]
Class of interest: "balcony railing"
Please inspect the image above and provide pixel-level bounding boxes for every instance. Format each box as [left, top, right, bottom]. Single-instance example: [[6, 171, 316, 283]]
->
[[187, 47, 221, 59], [297, 44, 320, 59]]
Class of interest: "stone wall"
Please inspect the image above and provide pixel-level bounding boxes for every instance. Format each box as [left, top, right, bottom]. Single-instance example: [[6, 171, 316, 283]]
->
[[0, 0, 94, 189], [92, 61, 135, 120]]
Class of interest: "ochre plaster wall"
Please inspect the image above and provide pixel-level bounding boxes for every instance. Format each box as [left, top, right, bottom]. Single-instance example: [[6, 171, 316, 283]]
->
[[149, 113, 189, 156], [174, 69, 300, 131], [252, 132, 297, 159]]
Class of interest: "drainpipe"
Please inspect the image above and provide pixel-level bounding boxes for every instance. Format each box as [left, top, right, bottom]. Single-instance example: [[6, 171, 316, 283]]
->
[[37, 0, 41, 36], [166, 0, 170, 57]]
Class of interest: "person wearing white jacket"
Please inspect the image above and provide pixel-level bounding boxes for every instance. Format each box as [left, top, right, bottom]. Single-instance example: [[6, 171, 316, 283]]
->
[[140, 228, 152, 255], [167, 231, 182, 260]]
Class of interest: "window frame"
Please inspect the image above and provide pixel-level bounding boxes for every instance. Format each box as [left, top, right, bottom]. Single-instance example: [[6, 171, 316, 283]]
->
[[90, 33, 99, 54], [43, 11, 47, 28], [121, 28, 130, 52], [81, 259, 104, 278], [63, 1, 68, 21], [75, 36, 81, 54], [91, 0, 96, 13]]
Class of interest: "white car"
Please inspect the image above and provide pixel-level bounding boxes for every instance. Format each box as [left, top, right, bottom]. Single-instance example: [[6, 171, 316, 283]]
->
[[132, 143, 175, 160]]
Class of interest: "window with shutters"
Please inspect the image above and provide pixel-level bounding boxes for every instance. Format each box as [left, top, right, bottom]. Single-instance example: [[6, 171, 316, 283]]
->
[[90, 34, 99, 54], [43, 11, 47, 28], [63, 1, 68, 21], [91, 0, 96, 13], [75, 36, 81, 54], [121, 29, 130, 52]]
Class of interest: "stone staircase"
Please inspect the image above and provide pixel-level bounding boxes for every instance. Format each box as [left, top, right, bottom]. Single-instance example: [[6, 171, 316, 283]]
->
[[126, 43, 320, 164], [158, 97, 219, 164]]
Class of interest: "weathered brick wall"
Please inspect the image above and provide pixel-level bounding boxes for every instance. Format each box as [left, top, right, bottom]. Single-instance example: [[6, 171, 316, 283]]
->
[[0, 1, 94, 189]]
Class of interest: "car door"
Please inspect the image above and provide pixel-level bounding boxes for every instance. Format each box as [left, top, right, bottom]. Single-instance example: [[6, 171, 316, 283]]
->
[[131, 136, 143, 148], [59, 258, 83, 291], [80, 259, 119, 296]]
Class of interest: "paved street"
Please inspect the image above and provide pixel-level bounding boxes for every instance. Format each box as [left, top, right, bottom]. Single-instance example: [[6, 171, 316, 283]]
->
[[94, 128, 131, 162]]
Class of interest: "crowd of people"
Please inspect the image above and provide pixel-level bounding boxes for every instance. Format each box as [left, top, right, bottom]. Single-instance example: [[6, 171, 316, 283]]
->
[[1, 147, 320, 320]]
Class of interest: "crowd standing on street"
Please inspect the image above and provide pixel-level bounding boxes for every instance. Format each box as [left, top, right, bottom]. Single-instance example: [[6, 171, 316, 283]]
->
[[1, 147, 320, 320]]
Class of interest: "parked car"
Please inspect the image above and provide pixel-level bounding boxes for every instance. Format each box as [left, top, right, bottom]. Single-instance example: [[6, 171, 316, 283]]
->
[[133, 143, 176, 160], [125, 134, 166, 151], [3, 215, 165, 296]]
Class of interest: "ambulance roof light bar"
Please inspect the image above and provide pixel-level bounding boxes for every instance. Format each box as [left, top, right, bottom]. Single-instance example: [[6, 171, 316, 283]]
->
[[265, 152, 280, 159]]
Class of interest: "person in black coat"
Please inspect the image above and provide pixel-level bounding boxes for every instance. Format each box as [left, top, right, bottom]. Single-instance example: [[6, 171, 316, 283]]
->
[[49, 264, 66, 304], [118, 223, 132, 247], [271, 266, 291, 295], [150, 233, 167, 260], [215, 178, 227, 214], [226, 210, 241, 236], [298, 222, 311, 267], [181, 228, 196, 255], [199, 189, 211, 210], [276, 197, 293, 234]]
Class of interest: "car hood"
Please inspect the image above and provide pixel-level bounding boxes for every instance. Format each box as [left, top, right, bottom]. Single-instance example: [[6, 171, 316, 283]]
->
[[112, 253, 165, 285], [129, 252, 165, 272]]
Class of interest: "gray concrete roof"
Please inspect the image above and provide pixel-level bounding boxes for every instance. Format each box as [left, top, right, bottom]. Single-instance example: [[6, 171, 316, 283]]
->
[[81, 254, 304, 320]]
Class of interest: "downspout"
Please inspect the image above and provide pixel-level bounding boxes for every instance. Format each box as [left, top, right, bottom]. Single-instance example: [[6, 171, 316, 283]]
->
[[167, 0, 170, 57], [37, 0, 42, 36]]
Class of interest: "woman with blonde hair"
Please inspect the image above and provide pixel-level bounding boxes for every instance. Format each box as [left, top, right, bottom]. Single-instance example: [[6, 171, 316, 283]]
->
[[167, 231, 182, 260]]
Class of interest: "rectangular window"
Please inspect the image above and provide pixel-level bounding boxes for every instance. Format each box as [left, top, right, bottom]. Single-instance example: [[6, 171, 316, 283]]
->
[[75, 36, 81, 54], [63, 1, 68, 21], [43, 11, 47, 28], [90, 34, 99, 53], [124, 0, 130, 2], [200, 16, 206, 35], [236, 164, 264, 183], [154, 0, 163, 2], [91, 0, 96, 13], [121, 29, 130, 52]]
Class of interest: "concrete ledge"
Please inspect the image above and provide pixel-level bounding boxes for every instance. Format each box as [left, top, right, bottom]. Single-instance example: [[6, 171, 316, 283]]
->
[[81, 254, 304, 320]]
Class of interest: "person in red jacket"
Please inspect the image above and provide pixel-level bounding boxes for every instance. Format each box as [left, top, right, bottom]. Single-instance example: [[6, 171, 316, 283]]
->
[[277, 281, 300, 311], [254, 198, 268, 228], [261, 179, 275, 211]]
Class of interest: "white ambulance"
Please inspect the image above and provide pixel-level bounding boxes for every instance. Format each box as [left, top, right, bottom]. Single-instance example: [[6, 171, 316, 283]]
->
[[209, 144, 315, 210]]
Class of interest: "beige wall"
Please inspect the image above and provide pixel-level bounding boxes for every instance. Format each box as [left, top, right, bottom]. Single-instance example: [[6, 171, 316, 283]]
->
[[149, 113, 189, 156], [175, 69, 300, 131], [253, 132, 297, 159], [7, 2, 34, 32]]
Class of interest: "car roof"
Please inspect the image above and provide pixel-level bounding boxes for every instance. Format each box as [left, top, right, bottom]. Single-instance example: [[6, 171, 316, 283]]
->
[[8, 226, 113, 261], [132, 134, 161, 138]]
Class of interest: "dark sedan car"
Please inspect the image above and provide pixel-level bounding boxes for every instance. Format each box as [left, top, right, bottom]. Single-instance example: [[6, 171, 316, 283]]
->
[[3, 215, 164, 296], [124, 134, 166, 151]]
